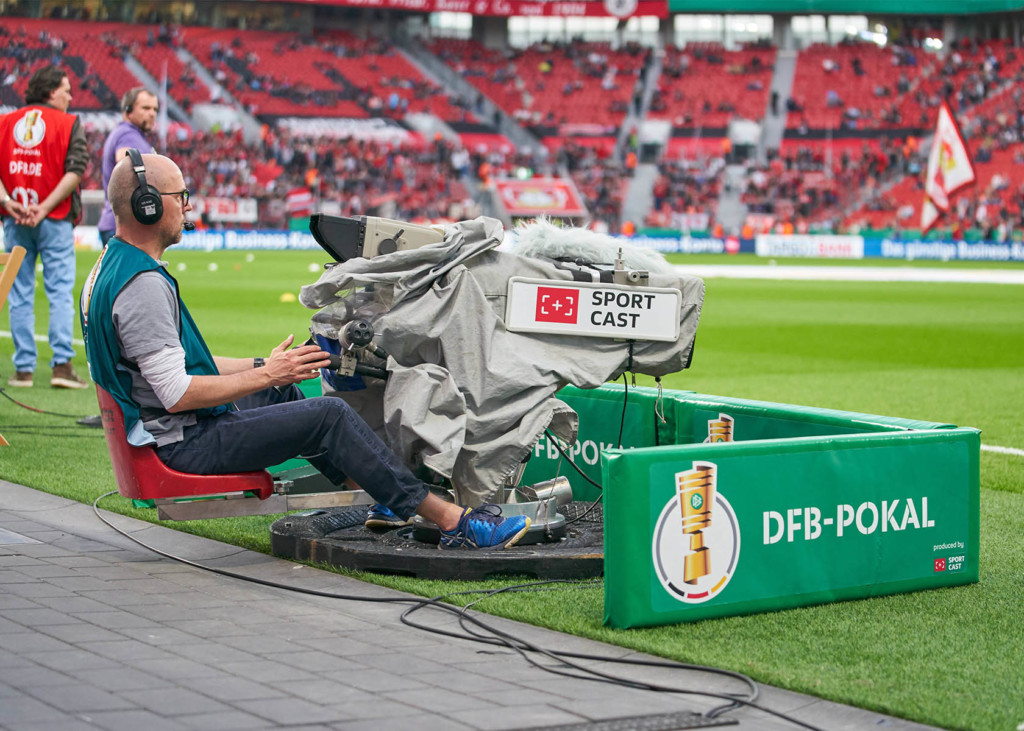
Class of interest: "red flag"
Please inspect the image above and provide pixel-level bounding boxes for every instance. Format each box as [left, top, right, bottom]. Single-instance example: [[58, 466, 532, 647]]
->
[[286, 187, 313, 218], [921, 102, 975, 233]]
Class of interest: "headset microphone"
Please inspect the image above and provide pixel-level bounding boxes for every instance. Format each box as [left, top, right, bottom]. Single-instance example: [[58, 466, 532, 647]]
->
[[183, 221, 195, 232]]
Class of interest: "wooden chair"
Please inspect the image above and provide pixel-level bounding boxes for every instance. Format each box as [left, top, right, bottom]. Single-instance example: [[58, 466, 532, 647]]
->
[[0, 245, 27, 446]]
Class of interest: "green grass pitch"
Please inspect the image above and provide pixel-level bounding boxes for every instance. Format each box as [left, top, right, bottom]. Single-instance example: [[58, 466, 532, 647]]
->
[[1, 248, 1022, 730]]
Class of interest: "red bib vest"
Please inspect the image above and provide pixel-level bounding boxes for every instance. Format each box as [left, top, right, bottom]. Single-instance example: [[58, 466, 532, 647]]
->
[[0, 105, 77, 221]]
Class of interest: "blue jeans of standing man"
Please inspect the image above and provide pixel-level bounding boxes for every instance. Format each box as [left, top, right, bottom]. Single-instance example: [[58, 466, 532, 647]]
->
[[3, 217, 77, 372], [155, 385, 430, 520]]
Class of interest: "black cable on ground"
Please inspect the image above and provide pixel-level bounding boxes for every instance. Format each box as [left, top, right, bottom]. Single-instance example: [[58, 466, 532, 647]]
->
[[0, 386, 90, 418], [405, 580, 754, 719], [0, 427, 103, 438], [0, 425, 99, 429], [91, 491, 823, 731]]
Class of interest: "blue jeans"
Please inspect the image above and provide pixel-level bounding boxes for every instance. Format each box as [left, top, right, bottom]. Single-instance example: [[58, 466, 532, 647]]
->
[[155, 386, 430, 520], [3, 217, 77, 372]]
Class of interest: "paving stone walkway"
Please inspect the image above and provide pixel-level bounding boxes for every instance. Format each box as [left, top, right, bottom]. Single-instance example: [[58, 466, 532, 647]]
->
[[0, 480, 940, 731]]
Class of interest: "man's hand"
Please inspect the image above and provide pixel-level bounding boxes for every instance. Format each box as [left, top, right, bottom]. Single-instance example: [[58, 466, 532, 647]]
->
[[1, 197, 31, 225], [264, 334, 332, 386], [171, 335, 331, 413], [23, 204, 48, 228]]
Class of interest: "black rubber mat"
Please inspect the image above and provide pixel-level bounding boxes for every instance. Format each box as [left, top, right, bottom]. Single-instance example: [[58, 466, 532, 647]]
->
[[270, 502, 604, 580]]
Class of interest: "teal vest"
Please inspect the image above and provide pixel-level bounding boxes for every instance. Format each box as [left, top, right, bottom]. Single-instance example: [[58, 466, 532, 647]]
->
[[81, 238, 229, 446]]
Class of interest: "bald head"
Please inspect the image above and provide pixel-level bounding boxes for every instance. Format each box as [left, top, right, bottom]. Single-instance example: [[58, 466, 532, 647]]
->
[[108, 153, 183, 224], [109, 153, 192, 255]]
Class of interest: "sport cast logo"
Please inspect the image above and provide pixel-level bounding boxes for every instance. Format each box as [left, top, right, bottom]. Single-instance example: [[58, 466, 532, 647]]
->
[[13, 110, 46, 149], [535, 286, 579, 325], [652, 460, 740, 603]]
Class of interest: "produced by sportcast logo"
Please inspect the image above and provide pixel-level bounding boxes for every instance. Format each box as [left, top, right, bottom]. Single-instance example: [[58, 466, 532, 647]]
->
[[933, 540, 966, 573], [652, 461, 741, 603]]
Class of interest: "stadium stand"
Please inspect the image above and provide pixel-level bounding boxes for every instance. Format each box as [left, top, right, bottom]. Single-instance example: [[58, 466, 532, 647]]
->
[[786, 38, 1024, 134], [3, 11, 1022, 240], [77, 125, 475, 228], [786, 40, 932, 131], [834, 79, 1023, 238], [0, 19, 139, 110], [428, 38, 649, 137], [645, 157, 724, 232], [739, 136, 927, 233], [182, 28, 473, 121], [556, 140, 632, 231], [651, 42, 776, 130], [104, 25, 214, 110]]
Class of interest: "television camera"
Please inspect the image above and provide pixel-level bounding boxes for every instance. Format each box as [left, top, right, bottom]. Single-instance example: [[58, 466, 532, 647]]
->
[[302, 214, 702, 543]]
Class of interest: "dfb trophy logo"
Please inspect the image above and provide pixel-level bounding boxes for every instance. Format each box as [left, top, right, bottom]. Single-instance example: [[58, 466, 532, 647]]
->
[[652, 461, 741, 603], [14, 110, 45, 149], [703, 413, 734, 443]]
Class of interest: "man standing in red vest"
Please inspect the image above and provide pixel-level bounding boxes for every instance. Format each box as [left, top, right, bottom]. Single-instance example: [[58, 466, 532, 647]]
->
[[0, 65, 90, 389]]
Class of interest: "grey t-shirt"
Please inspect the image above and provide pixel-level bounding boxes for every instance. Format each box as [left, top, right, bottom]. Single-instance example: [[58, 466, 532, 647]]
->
[[112, 268, 196, 446]]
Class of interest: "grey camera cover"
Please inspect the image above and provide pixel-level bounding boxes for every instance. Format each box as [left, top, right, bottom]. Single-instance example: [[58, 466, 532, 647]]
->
[[300, 217, 704, 506]]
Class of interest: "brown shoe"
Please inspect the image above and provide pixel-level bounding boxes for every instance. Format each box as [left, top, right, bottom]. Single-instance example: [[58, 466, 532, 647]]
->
[[7, 371, 33, 387], [50, 362, 89, 389]]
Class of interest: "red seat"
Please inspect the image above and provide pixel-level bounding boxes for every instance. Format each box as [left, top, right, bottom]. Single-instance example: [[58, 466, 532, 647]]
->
[[96, 386, 274, 502]]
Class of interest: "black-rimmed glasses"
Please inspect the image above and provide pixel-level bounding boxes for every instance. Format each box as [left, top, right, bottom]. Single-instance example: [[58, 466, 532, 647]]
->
[[160, 189, 190, 207]]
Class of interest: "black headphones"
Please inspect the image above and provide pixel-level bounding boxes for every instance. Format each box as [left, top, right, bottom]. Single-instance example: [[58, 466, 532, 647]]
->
[[123, 86, 146, 115], [127, 148, 162, 225]]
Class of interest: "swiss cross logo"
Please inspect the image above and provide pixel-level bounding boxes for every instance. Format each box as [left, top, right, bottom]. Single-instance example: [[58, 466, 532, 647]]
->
[[934, 558, 946, 572], [535, 287, 579, 324]]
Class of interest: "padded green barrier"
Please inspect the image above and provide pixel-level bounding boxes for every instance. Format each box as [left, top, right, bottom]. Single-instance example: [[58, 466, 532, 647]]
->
[[513, 384, 978, 627], [520, 384, 669, 501], [520, 385, 957, 502], [674, 393, 956, 446], [603, 428, 980, 628]]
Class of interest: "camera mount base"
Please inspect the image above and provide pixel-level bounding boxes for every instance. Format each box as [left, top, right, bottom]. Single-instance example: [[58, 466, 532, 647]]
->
[[269, 502, 604, 581]]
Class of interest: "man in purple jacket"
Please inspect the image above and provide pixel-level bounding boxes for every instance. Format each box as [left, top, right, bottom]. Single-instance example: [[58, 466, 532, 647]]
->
[[97, 88, 158, 246]]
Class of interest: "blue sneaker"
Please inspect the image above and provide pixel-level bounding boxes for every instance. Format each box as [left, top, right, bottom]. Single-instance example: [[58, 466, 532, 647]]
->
[[365, 504, 412, 529], [439, 505, 531, 550]]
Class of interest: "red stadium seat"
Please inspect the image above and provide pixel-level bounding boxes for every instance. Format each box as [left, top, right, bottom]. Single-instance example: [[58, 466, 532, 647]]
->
[[96, 385, 274, 502]]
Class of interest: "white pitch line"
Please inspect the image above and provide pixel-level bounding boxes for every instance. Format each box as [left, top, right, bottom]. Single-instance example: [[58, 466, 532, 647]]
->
[[5, 321, 1021, 457], [981, 444, 1024, 457], [0, 330, 85, 346], [6, 273, 1021, 457], [674, 263, 1023, 456], [676, 264, 1024, 285]]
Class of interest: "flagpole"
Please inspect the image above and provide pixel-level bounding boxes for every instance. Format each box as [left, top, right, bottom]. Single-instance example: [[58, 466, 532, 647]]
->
[[158, 61, 169, 153]]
